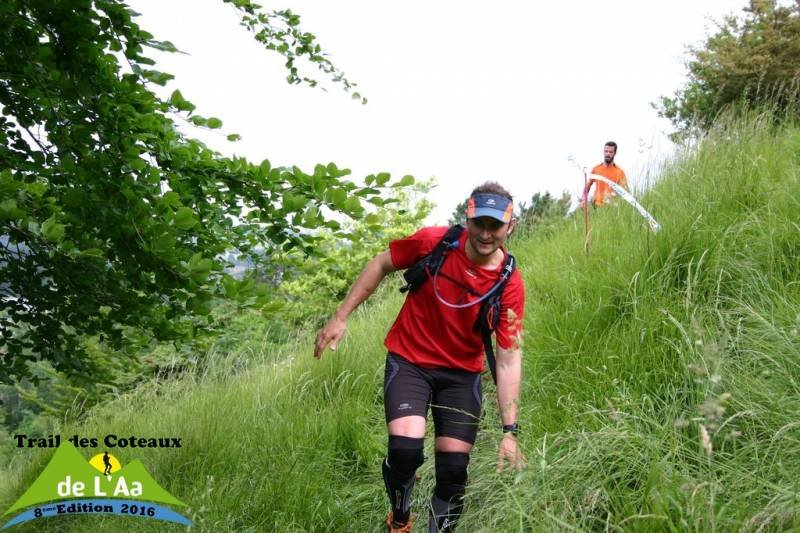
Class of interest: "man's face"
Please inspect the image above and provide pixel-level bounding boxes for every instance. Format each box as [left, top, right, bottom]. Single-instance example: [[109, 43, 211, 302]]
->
[[603, 145, 616, 164], [466, 216, 512, 257]]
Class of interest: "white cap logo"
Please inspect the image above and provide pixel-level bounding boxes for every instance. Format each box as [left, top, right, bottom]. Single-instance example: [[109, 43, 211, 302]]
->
[[486, 198, 496, 205]]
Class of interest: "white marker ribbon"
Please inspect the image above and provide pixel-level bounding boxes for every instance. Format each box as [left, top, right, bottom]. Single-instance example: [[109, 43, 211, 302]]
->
[[589, 174, 661, 233]]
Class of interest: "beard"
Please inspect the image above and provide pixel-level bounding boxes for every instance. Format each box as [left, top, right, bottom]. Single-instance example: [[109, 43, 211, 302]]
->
[[468, 237, 500, 258]]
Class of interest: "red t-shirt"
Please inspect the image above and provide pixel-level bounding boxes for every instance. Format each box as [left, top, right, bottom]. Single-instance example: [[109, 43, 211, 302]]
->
[[385, 226, 525, 372]]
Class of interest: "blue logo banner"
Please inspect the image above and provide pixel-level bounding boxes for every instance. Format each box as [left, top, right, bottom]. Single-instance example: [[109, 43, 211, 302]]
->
[[2, 499, 192, 529]]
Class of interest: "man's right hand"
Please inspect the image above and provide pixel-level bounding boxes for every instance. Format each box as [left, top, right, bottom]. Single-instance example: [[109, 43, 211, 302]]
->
[[314, 315, 346, 359], [312, 250, 395, 359]]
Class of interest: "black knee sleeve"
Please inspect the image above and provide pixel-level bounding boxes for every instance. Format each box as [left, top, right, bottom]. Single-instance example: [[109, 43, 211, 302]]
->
[[387, 435, 425, 475], [429, 452, 470, 532], [383, 436, 425, 524], [434, 452, 469, 502]]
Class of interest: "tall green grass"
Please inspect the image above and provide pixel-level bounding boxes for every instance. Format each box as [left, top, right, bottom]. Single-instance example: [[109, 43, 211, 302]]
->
[[1, 111, 799, 531]]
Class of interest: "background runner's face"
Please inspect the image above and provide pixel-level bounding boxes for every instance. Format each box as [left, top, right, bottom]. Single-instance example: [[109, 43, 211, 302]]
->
[[604, 145, 616, 164], [466, 216, 509, 258]]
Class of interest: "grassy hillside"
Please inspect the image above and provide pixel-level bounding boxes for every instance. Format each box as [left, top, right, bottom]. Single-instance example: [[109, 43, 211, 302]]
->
[[2, 113, 799, 531]]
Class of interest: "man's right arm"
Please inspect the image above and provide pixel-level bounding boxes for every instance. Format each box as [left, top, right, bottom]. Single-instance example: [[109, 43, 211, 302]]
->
[[313, 250, 397, 358]]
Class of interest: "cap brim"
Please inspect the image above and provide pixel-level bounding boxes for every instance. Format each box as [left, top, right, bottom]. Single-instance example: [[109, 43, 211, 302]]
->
[[469, 207, 510, 222]]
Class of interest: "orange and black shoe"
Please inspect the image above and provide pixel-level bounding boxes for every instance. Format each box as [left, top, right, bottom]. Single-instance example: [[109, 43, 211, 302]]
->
[[386, 512, 413, 533]]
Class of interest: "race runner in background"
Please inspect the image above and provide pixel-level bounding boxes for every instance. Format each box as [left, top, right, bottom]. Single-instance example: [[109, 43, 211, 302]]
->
[[582, 141, 629, 207], [314, 182, 526, 532]]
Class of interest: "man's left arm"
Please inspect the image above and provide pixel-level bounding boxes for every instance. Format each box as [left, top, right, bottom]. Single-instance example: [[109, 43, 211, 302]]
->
[[496, 345, 524, 471], [496, 345, 521, 427], [619, 168, 629, 191]]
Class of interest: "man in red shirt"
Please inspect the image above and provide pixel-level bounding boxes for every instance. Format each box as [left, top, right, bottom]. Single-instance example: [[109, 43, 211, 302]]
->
[[314, 182, 525, 532], [582, 141, 629, 207]]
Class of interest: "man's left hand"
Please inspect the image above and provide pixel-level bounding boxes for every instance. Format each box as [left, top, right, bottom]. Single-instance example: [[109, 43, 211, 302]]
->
[[496, 433, 525, 472]]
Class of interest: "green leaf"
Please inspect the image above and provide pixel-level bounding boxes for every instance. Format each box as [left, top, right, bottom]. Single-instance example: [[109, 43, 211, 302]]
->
[[129, 157, 146, 171], [206, 117, 223, 129], [188, 252, 203, 268], [169, 89, 196, 112], [78, 248, 104, 258], [330, 188, 347, 208], [302, 206, 322, 228], [145, 39, 179, 53], [151, 233, 176, 256], [354, 187, 381, 197], [24, 181, 48, 198], [324, 163, 350, 177], [395, 175, 415, 187], [142, 69, 174, 85], [174, 207, 198, 230], [187, 295, 212, 315], [284, 193, 309, 212], [292, 166, 309, 181], [223, 277, 239, 298], [161, 191, 182, 207], [344, 196, 362, 213], [0, 199, 24, 220], [375, 172, 391, 186], [146, 168, 161, 184], [227, 133, 242, 141], [189, 254, 213, 283], [41, 215, 66, 242]]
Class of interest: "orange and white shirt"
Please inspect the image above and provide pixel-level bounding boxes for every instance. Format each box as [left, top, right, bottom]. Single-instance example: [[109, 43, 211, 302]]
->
[[589, 163, 628, 206]]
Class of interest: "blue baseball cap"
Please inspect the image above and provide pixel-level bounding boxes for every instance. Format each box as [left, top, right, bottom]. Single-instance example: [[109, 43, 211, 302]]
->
[[466, 193, 513, 223]]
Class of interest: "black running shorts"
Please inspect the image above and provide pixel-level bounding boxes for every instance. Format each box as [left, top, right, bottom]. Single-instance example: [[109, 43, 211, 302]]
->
[[383, 352, 482, 444]]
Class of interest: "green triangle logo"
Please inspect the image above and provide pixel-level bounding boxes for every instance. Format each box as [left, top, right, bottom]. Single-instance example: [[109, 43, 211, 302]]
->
[[3, 443, 186, 517]]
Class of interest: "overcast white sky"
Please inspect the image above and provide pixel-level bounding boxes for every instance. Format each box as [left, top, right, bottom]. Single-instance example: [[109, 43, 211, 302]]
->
[[131, 0, 746, 223]]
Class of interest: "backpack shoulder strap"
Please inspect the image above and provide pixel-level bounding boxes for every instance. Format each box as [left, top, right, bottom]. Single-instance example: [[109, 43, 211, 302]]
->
[[478, 252, 516, 384], [400, 225, 464, 293], [427, 224, 465, 271]]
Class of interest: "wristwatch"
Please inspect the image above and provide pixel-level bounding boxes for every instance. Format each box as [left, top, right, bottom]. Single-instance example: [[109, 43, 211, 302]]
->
[[502, 423, 519, 435]]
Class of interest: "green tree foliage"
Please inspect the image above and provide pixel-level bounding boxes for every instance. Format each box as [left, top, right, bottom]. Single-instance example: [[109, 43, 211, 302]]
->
[[448, 197, 468, 226], [0, 0, 406, 382], [280, 181, 434, 324], [517, 191, 571, 227], [657, 0, 800, 139]]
